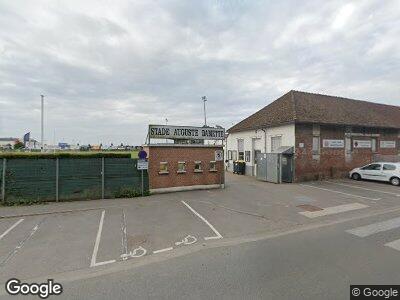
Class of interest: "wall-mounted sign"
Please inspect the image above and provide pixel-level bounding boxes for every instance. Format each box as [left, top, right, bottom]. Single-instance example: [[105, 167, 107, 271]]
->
[[215, 150, 223, 161], [353, 140, 371, 148], [149, 125, 225, 140], [322, 139, 344, 148], [298, 143, 304, 148], [380, 140, 396, 148]]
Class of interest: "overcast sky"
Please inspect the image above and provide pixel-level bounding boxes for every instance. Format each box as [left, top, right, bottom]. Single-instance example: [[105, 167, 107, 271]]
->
[[0, 0, 399, 145]]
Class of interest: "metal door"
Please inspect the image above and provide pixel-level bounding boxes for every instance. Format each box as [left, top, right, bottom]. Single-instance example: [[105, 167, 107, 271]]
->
[[281, 154, 293, 183], [256, 153, 267, 181]]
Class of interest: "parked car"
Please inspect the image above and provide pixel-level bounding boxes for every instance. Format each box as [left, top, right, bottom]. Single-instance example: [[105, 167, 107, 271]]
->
[[349, 162, 400, 186]]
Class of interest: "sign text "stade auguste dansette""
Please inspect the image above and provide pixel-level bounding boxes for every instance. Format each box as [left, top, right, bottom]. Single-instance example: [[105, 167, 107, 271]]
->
[[149, 125, 225, 140]]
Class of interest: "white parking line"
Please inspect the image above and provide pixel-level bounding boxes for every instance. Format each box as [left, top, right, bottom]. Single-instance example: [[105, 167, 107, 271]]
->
[[153, 247, 173, 254], [299, 184, 382, 201], [181, 201, 223, 240], [90, 210, 116, 267], [346, 217, 400, 237], [0, 219, 44, 267], [0, 219, 24, 241], [385, 239, 400, 251], [299, 203, 368, 218], [325, 181, 400, 197]]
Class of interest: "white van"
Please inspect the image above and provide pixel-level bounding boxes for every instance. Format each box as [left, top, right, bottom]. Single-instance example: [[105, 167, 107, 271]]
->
[[349, 162, 400, 186]]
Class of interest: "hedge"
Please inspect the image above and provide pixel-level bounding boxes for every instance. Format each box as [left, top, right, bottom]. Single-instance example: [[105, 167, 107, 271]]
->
[[0, 152, 136, 159]]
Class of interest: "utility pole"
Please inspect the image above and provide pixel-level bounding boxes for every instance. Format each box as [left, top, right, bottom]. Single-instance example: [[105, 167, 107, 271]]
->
[[202, 96, 207, 126], [41, 95, 44, 152]]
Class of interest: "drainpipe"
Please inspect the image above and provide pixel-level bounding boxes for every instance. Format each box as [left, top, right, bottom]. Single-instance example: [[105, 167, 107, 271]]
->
[[260, 128, 267, 153]]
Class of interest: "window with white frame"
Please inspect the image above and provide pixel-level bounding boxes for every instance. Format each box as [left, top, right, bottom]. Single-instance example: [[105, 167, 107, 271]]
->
[[209, 161, 217, 172], [177, 161, 186, 173], [194, 161, 203, 172], [159, 162, 169, 174], [237, 139, 244, 160], [245, 151, 251, 162], [232, 150, 237, 161], [271, 136, 282, 152]]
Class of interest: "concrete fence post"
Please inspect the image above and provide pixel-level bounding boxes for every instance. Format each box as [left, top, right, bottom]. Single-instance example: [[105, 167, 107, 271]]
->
[[101, 157, 105, 199], [55, 158, 59, 202], [1, 158, 6, 203]]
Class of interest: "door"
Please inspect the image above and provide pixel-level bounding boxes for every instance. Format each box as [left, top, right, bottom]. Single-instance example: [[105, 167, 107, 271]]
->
[[382, 163, 397, 182], [253, 149, 261, 176], [359, 163, 383, 180], [281, 154, 293, 183]]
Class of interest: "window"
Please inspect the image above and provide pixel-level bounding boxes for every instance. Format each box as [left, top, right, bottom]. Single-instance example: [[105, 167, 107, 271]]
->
[[383, 164, 396, 171], [371, 138, 377, 152], [177, 161, 186, 173], [238, 139, 244, 161], [361, 163, 381, 170], [254, 150, 261, 164], [245, 151, 251, 162], [194, 161, 203, 172], [232, 150, 237, 161], [271, 136, 282, 152], [209, 161, 217, 172], [159, 162, 169, 174], [312, 136, 320, 155], [228, 150, 232, 160]]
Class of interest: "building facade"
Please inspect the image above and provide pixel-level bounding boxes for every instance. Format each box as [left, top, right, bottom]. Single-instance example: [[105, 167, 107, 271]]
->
[[226, 90, 400, 181]]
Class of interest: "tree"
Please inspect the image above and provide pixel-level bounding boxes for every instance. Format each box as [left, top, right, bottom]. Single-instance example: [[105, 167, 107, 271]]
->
[[14, 141, 24, 149]]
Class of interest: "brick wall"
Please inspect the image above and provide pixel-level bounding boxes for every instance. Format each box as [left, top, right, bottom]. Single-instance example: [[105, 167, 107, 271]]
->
[[294, 124, 399, 181], [147, 145, 224, 190]]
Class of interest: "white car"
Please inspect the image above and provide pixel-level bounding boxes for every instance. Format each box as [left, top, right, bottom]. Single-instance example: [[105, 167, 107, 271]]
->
[[349, 162, 400, 186]]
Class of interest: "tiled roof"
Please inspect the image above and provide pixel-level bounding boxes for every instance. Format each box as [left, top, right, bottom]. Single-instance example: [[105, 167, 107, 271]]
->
[[228, 90, 400, 133]]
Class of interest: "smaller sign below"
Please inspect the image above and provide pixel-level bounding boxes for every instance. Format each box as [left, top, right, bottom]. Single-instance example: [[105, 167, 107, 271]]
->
[[215, 150, 223, 161], [322, 139, 344, 148], [380, 140, 396, 148], [137, 159, 148, 170], [353, 140, 372, 148]]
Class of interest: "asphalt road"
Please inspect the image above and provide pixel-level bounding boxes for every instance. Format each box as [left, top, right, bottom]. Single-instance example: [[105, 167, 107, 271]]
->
[[2, 208, 400, 299]]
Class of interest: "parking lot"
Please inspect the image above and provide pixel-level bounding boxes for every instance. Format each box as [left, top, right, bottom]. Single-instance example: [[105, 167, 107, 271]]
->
[[1, 172, 400, 282]]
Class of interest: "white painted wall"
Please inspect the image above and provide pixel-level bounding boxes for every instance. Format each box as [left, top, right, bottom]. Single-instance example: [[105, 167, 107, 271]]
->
[[225, 124, 295, 172]]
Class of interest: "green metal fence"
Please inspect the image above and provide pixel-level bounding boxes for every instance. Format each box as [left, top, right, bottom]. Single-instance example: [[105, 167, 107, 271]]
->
[[0, 157, 148, 204]]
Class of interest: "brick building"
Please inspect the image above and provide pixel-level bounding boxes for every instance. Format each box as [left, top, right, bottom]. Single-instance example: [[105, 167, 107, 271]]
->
[[226, 90, 400, 181], [146, 144, 224, 193]]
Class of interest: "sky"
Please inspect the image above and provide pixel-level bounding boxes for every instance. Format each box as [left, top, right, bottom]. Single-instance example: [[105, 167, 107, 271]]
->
[[0, 0, 399, 145]]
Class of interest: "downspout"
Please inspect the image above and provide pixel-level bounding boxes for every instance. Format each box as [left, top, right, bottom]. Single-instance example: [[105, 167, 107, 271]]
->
[[261, 128, 267, 153]]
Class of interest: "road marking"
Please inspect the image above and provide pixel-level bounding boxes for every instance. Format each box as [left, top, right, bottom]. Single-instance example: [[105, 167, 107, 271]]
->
[[175, 235, 197, 246], [90, 210, 116, 267], [299, 184, 382, 201], [181, 200, 223, 240], [346, 217, 400, 237], [299, 203, 368, 218], [0, 219, 44, 267], [0, 218, 24, 241], [326, 181, 400, 197], [121, 246, 147, 259], [121, 210, 128, 260], [153, 247, 173, 254], [385, 239, 400, 251]]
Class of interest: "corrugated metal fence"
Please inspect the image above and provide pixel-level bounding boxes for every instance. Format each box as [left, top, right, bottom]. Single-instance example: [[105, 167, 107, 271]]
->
[[0, 157, 148, 204]]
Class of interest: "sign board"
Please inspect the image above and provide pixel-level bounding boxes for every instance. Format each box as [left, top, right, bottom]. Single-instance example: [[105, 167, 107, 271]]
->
[[215, 150, 223, 161], [322, 139, 344, 148], [380, 140, 396, 148], [137, 159, 148, 170], [353, 140, 371, 148], [149, 125, 225, 140]]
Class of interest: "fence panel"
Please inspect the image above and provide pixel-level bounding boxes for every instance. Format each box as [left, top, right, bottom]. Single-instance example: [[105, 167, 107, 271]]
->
[[58, 158, 102, 201], [5, 158, 56, 202], [104, 158, 148, 198]]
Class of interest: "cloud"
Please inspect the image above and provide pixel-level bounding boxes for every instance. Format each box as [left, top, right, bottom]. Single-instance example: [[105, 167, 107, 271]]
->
[[0, 0, 399, 145]]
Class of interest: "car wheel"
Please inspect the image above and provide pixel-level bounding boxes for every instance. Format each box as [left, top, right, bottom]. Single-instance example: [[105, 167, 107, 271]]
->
[[351, 173, 361, 181], [390, 177, 400, 186]]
